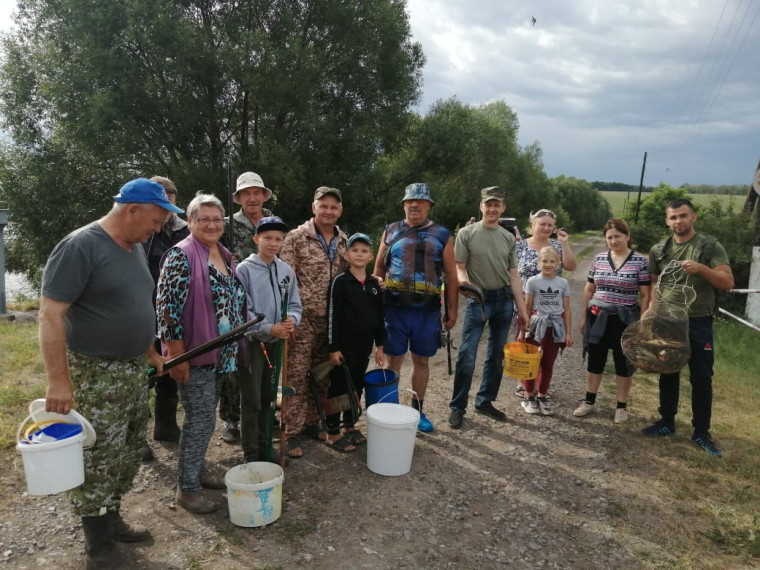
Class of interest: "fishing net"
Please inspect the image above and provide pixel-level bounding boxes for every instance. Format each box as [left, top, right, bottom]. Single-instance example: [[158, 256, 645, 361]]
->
[[621, 261, 696, 374]]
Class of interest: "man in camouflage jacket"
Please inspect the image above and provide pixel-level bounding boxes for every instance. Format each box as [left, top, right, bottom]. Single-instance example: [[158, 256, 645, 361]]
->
[[279, 186, 348, 458]]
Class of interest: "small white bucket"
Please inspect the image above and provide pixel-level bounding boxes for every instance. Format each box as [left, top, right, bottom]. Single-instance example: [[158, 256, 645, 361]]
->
[[16, 400, 96, 496], [225, 462, 284, 527], [366, 403, 420, 477]]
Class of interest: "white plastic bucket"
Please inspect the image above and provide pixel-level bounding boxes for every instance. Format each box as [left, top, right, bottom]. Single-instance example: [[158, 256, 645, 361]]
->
[[15, 400, 96, 496], [225, 462, 284, 527], [366, 403, 420, 476]]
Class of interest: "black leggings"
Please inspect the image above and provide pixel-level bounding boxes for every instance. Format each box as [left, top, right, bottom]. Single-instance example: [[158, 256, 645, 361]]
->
[[585, 312, 635, 377]]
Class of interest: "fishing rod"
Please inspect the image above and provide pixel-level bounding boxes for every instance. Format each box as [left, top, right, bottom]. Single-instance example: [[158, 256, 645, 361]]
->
[[147, 313, 264, 377]]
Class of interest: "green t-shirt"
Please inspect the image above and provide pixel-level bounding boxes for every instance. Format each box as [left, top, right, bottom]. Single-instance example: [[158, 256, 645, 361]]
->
[[649, 233, 730, 317], [454, 222, 517, 291]]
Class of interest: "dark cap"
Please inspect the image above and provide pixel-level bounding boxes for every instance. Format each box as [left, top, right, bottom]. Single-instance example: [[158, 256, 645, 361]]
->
[[347, 233, 372, 248], [256, 215, 289, 234], [314, 186, 342, 202], [401, 182, 434, 204], [480, 186, 505, 202], [113, 178, 184, 214]]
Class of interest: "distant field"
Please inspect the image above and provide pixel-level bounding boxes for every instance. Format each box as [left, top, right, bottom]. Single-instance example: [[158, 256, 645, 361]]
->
[[600, 191, 742, 217]]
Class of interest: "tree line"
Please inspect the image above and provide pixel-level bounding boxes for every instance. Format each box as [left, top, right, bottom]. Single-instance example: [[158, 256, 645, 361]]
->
[[0, 0, 751, 309]]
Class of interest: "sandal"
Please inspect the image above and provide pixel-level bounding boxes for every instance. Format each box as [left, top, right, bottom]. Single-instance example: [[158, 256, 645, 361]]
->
[[323, 435, 356, 453], [344, 429, 366, 445], [303, 425, 327, 441], [285, 435, 306, 459]]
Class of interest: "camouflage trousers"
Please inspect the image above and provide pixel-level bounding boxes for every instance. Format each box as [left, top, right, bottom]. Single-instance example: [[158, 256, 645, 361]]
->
[[66, 351, 149, 517], [283, 316, 329, 436], [218, 371, 240, 424]]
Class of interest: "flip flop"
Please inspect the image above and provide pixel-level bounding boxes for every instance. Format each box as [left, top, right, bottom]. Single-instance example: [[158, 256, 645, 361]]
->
[[323, 435, 356, 453], [303, 425, 327, 441], [285, 435, 306, 459], [344, 429, 366, 445]]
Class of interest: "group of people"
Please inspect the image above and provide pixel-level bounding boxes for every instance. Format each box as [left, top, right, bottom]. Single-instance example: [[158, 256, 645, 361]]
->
[[38, 167, 732, 568]]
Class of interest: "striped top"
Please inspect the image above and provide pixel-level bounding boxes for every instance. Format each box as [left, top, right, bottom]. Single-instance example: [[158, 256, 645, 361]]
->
[[588, 250, 650, 307]]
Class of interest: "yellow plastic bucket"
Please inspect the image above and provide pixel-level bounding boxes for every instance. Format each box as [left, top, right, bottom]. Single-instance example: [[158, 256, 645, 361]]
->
[[503, 342, 542, 380]]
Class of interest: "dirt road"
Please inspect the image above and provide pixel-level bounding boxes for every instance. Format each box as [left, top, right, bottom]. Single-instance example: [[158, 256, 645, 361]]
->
[[2, 235, 685, 569]]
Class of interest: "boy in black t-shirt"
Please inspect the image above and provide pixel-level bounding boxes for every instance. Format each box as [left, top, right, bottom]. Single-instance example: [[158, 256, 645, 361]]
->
[[325, 233, 386, 452]]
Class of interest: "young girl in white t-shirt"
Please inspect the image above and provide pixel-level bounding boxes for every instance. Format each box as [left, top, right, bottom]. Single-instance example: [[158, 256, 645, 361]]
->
[[519, 246, 573, 416]]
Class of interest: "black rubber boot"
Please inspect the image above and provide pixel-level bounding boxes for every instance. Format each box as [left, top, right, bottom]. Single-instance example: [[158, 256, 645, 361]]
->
[[82, 515, 126, 569], [140, 440, 155, 462], [153, 394, 181, 442]]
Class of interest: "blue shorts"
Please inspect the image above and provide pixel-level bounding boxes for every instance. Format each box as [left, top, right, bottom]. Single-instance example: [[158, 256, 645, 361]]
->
[[385, 304, 442, 358]]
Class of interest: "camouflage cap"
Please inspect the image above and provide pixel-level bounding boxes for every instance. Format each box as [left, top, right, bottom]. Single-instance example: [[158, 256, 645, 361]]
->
[[480, 186, 505, 202], [401, 182, 434, 204], [314, 186, 343, 202]]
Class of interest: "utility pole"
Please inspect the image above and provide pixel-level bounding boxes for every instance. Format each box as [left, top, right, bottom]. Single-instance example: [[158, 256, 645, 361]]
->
[[633, 152, 647, 225]]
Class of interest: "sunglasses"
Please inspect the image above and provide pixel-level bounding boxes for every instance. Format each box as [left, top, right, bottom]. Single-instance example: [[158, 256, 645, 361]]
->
[[531, 209, 556, 220]]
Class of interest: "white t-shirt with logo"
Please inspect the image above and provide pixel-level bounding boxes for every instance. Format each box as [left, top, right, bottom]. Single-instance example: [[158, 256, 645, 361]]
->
[[525, 274, 570, 316]]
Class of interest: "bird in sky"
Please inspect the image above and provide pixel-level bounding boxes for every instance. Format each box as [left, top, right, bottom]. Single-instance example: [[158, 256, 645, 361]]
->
[[531, 16, 537, 26]]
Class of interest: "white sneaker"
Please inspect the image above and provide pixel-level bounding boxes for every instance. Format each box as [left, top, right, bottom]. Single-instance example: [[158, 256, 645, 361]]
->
[[521, 398, 540, 415], [614, 408, 629, 424], [573, 401, 595, 417], [537, 397, 553, 416]]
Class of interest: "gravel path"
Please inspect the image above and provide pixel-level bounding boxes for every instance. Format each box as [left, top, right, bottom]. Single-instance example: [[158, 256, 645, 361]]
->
[[2, 234, 677, 569]]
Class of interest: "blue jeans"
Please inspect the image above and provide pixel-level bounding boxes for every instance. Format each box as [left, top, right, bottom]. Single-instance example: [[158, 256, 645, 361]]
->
[[450, 288, 514, 412]]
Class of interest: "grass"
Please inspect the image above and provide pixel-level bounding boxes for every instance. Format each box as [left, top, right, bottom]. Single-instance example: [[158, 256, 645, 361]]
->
[[0, 321, 44, 447], [600, 191, 742, 218], [603, 316, 760, 563]]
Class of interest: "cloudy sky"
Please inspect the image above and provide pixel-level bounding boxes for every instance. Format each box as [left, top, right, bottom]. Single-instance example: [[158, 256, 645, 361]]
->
[[405, 0, 759, 187], [1, 0, 757, 186]]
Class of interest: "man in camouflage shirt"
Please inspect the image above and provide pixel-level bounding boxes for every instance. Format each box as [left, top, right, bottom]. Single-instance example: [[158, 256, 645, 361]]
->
[[279, 187, 348, 458], [39, 178, 176, 568], [219, 171, 275, 443]]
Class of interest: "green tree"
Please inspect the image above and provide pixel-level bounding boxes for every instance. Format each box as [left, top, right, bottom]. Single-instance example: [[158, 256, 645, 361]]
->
[[551, 176, 612, 232], [0, 0, 424, 281], [625, 183, 692, 251], [374, 98, 553, 231]]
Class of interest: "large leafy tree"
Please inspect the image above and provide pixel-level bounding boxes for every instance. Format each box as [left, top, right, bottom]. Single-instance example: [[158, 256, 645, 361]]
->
[[0, 0, 424, 284], [373, 98, 553, 232], [551, 176, 612, 232]]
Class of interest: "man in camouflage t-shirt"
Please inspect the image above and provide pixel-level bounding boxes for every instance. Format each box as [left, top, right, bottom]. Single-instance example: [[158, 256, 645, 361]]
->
[[642, 199, 733, 456]]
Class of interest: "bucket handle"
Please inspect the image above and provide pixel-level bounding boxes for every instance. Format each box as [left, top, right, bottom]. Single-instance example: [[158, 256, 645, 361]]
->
[[375, 388, 419, 405], [17, 418, 64, 445]]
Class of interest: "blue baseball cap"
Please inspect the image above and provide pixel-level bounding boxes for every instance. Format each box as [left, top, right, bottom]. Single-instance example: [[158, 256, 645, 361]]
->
[[347, 233, 372, 247], [113, 178, 184, 214]]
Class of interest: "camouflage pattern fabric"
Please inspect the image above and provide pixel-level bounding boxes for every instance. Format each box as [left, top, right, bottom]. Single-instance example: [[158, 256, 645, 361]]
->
[[279, 219, 347, 318], [222, 208, 273, 262], [65, 351, 148, 517], [283, 316, 330, 436]]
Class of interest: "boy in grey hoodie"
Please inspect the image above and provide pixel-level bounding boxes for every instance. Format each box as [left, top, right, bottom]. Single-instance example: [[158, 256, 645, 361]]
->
[[237, 217, 302, 463]]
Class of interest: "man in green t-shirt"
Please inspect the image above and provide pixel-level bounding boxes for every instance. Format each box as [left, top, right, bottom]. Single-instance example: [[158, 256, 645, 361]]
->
[[448, 186, 529, 429], [642, 199, 733, 456]]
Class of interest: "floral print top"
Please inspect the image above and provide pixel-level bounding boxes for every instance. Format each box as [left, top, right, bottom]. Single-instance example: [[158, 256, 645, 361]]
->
[[157, 248, 246, 373], [516, 239, 565, 287]]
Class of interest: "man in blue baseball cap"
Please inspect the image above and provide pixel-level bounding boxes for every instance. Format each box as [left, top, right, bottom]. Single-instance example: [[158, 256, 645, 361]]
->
[[38, 177, 182, 567]]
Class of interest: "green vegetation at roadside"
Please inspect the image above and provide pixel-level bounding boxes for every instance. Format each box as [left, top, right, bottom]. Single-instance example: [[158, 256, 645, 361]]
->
[[606, 317, 760, 563], [601, 190, 741, 218]]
